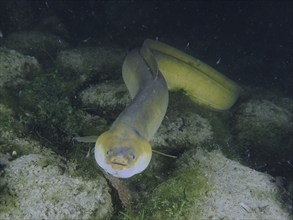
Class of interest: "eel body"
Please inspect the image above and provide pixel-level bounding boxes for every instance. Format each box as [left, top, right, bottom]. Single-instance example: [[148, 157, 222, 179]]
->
[[95, 39, 241, 178]]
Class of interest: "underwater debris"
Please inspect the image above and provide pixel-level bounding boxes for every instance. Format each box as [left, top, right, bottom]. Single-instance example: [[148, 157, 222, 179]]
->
[[104, 173, 133, 210]]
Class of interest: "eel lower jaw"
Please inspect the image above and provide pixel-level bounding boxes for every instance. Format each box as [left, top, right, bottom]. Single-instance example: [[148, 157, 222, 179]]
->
[[108, 156, 130, 171]]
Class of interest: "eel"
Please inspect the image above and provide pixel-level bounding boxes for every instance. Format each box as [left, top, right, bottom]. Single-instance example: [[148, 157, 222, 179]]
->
[[94, 39, 241, 178]]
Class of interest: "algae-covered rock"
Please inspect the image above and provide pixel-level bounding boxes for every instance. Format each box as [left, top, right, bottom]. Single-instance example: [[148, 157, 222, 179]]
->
[[0, 154, 113, 220], [0, 47, 41, 89], [56, 46, 125, 82], [0, 104, 24, 136], [140, 151, 208, 220], [0, 104, 50, 157], [0, 104, 112, 219], [3, 31, 69, 63], [233, 98, 293, 175], [152, 110, 213, 150], [140, 149, 292, 219], [189, 149, 291, 219], [80, 81, 130, 112]]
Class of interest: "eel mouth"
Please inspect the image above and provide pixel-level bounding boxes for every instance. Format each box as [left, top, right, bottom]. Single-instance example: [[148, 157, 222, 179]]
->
[[112, 161, 127, 166], [110, 157, 128, 170]]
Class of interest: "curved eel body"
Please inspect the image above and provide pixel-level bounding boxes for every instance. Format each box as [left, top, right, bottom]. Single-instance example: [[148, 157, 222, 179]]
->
[[95, 39, 241, 178]]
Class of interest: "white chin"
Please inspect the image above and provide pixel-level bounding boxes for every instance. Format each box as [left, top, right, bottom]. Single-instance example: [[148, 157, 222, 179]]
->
[[95, 148, 151, 178]]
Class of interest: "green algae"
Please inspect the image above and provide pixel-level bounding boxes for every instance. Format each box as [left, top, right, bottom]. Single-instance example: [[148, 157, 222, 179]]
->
[[117, 150, 210, 220], [0, 47, 108, 183], [144, 170, 208, 219], [66, 146, 103, 181], [0, 66, 106, 181]]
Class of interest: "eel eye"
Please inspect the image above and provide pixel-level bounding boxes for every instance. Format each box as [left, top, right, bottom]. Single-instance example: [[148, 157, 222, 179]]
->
[[130, 153, 136, 160], [106, 150, 112, 156]]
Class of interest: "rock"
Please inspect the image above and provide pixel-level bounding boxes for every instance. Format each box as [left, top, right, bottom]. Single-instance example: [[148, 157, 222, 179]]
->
[[56, 46, 125, 82], [152, 110, 213, 150], [3, 31, 69, 63], [80, 81, 130, 112], [141, 148, 292, 219], [233, 98, 293, 176], [0, 104, 24, 135], [0, 104, 48, 157], [0, 104, 113, 219], [0, 154, 113, 220], [0, 47, 41, 89]]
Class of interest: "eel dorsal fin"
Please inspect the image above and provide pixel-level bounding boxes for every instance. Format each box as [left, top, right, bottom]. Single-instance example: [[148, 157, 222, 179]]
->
[[140, 42, 159, 80]]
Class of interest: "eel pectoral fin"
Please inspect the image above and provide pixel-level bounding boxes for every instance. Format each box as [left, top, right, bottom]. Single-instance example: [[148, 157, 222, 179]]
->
[[73, 136, 98, 143]]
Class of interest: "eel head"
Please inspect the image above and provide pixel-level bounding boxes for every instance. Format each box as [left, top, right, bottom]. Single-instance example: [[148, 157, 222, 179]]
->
[[95, 130, 152, 178]]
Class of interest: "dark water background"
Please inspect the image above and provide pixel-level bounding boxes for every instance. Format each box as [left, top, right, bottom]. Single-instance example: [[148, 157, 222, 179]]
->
[[0, 0, 292, 95]]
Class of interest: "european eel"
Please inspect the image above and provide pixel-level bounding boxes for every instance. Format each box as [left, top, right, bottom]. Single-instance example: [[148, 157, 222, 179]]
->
[[83, 39, 241, 178]]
